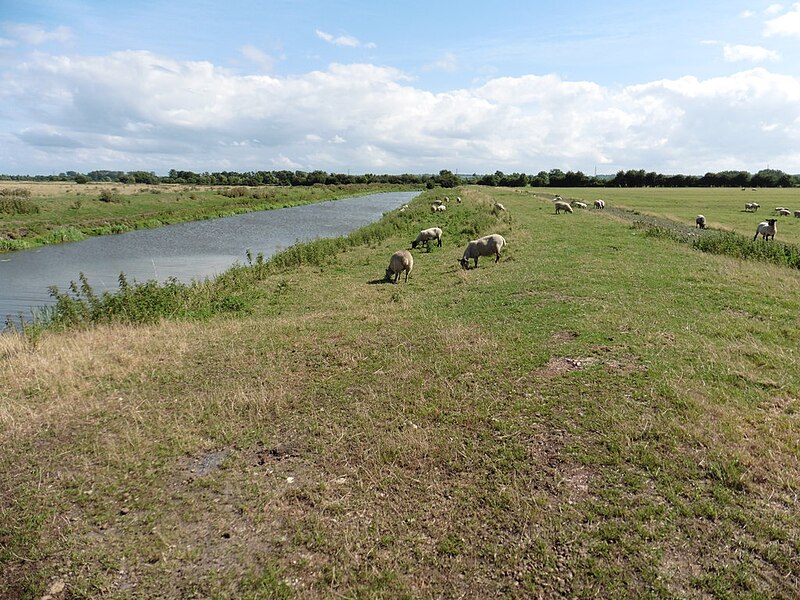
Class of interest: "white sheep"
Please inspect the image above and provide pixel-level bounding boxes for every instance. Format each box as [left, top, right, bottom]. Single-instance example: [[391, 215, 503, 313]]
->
[[572, 201, 588, 209], [794, 210, 800, 218], [554, 201, 573, 214], [594, 199, 605, 209], [752, 203, 760, 211], [753, 218, 777, 241], [431, 204, 446, 212], [456, 196, 462, 203], [411, 227, 443, 249], [385, 250, 414, 283], [695, 215, 706, 229], [459, 234, 506, 269], [493, 202, 507, 213], [745, 202, 755, 211], [779, 209, 791, 217]]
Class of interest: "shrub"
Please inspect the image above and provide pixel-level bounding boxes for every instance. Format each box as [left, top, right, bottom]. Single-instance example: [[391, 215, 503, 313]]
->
[[0, 189, 38, 214], [98, 189, 123, 203]]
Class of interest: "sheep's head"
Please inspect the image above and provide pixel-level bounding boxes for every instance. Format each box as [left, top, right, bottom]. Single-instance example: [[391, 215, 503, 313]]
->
[[385, 267, 394, 280], [411, 240, 419, 249], [458, 258, 469, 270], [768, 218, 777, 226]]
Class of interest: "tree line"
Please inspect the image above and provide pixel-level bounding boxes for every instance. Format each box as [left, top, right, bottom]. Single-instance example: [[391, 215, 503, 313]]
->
[[1, 168, 797, 188]]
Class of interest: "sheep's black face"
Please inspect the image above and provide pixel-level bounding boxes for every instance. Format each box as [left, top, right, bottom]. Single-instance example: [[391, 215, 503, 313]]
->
[[411, 240, 418, 249], [385, 268, 393, 280], [459, 258, 469, 270]]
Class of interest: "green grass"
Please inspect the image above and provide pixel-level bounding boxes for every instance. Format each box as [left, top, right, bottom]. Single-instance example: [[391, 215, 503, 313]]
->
[[536, 186, 800, 244], [1, 186, 798, 598]]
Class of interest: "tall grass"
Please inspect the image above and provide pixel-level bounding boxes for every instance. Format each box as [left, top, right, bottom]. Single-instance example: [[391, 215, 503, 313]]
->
[[633, 218, 800, 270]]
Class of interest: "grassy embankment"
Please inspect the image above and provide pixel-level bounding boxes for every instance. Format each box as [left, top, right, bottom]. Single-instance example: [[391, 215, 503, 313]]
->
[[0, 181, 417, 252], [1, 187, 798, 598]]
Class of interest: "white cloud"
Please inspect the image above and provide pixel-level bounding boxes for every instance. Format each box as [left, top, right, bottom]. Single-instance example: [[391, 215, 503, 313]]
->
[[764, 4, 800, 36], [765, 3, 785, 15], [315, 29, 375, 48], [722, 44, 780, 62], [0, 38, 17, 48], [3, 50, 800, 174], [5, 23, 74, 45], [740, 9, 755, 18]]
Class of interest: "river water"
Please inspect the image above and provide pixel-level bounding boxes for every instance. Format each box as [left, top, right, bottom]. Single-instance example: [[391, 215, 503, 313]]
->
[[0, 191, 420, 322]]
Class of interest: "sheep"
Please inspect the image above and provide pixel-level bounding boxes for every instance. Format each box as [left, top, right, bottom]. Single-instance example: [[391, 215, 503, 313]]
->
[[456, 196, 462, 203], [572, 201, 588, 209], [459, 234, 506, 269], [594, 199, 605, 209], [774, 207, 788, 213], [433, 199, 444, 206], [411, 227, 443, 249], [554, 200, 573, 214], [695, 215, 706, 229], [752, 203, 760, 211], [431, 204, 446, 212], [779, 209, 791, 217], [385, 250, 414, 283], [794, 210, 800, 218], [753, 218, 777, 241], [745, 202, 755, 211], [493, 202, 507, 213]]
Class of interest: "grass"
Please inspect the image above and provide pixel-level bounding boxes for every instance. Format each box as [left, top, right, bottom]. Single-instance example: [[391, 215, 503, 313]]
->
[[1, 186, 798, 598], [0, 181, 418, 253], [536, 186, 800, 245]]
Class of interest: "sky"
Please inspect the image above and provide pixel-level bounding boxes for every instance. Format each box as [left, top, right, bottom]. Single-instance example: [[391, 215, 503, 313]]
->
[[1, 0, 800, 176]]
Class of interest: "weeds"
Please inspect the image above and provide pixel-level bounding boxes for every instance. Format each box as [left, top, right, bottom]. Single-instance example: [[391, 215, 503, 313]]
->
[[0, 188, 39, 214]]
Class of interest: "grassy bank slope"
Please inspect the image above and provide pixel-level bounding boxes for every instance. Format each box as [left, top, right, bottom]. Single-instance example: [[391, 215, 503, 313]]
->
[[1, 187, 798, 598]]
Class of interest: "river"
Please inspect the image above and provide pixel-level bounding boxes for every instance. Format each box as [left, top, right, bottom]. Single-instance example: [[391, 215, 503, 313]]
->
[[1, 191, 420, 322]]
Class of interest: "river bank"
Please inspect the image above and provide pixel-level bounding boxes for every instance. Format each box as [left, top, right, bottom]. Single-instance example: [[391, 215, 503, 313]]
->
[[0, 182, 420, 253]]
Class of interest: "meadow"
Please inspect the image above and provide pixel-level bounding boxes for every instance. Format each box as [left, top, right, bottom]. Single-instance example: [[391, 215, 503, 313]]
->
[[1, 186, 798, 598]]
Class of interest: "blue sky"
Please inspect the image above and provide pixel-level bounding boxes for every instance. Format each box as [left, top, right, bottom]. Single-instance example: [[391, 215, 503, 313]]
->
[[2, 0, 800, 175]]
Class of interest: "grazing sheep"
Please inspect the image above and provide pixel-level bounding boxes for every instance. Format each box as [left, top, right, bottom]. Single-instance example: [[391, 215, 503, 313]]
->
[[493, 202, 507, 213], [459, 234, 506, 269], [444, 196, 449, 202], [753, 218, 778, 241], [794, 210, 800, 218], [456, 196, 462, 203], [554, 196, 563, 202], [774, 207, 789, 213], [752, 203, 760, 211], [385, 250, 414, 283], [411, 227, 443, 249], [745, 202, 755, 211], [695, 215, 706, 229], [431, 204, 446, 212], [572, 201, 588, 209], [594, 199, 605, 209], [779, 209, 791, 217], [555, 200, 573, 214]]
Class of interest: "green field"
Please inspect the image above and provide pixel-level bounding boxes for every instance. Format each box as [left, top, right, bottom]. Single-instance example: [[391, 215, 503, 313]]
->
[[1, 186, 798, 598], [542, 186, 800, 244]]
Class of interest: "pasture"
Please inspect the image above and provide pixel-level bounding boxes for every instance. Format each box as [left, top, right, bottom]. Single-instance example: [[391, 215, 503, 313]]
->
[[537, 186, 800, 244], [1, 186, 798, 598]]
